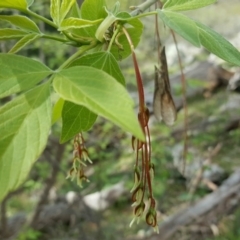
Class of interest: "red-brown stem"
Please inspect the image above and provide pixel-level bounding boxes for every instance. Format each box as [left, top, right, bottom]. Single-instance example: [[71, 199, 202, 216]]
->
[[144, 140, 153, 197], [141, 146, 146, 202], [147, 139, 153, 198], [171, 30, 188, 174], [122, 27, 145, 113], [146, 125, 152, 163], [136, 143, 140, 166]]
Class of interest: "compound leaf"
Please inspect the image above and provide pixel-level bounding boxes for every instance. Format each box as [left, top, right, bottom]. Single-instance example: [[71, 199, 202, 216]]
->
[[0, 82, 51, 202], [53, 66, 144, 140]]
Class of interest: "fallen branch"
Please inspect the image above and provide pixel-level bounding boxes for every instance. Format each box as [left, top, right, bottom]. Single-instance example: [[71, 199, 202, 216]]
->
[[152, 169, 240, 240]]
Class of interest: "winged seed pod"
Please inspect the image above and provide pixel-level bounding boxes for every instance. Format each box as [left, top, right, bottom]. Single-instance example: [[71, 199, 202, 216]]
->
[[153, 48, 177, 126]]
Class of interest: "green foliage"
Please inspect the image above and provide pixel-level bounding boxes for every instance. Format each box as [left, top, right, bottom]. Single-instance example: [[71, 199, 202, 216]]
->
[[18, 228, 42, 240], [0, 15, 40, 33], [52, 97, 64, 124], [158, 10, 201, 47], [81, 0, 107, 38], [0, 29, 28, 40], [0, 54, 52, 98], [69, 51, 125, 85], [196, 21, 240, 65], [53, 66, 143, 140], [59, 17, 103, 31], [9, 33, 40, 53], [1, 0, 240, 206], [61, 101, 97, 143], [0, 82, 51, 201], [163, 0, 217, 11], [0, 0, 28, 11], [158, 9, 240, 65], [50, 0, 76, 26], [26, 0, 34, 7], [110, 17, 143, 60]]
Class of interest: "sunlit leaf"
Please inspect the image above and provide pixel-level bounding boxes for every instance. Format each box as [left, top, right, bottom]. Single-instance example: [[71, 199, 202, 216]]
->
[[0, 82, 51, 202], [158, 10, 200, 47], [26, 0, 34, 7], [59, 17, 103, 31], [61, 101, 97, 143], [52, 97, 64, 124], [0, 15, 40, 33], [163, 0, 216, 11], [53, 66, 144, 140], [196, 21, 240, 66], [50, 0, 60, 25], [8, 34, 40, 53], [158, 10, 240, 66], [69, 51, 125, 85], [0, 54, 53, 98], [81, 0, 106, 21], [0, 0, 28, 11], [0, 29, 27, 40], [68, 1, 81, 18], [59, 0, 75, 23], [80, 0, 107, 37]]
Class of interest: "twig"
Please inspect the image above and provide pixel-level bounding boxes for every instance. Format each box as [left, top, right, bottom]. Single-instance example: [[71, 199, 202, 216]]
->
[[171, 30, 188, 174], [131, 0, 159, 16]]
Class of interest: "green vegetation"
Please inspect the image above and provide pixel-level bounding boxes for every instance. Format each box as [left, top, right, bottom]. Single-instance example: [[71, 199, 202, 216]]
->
[[1, 0, 240, 239]]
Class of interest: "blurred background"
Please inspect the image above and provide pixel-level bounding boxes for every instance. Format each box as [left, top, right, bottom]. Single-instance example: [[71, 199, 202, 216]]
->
[[1, 0, 240, 239]]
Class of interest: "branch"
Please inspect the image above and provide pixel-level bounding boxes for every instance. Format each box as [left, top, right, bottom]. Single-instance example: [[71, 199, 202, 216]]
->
[[131, 0, 159, 16]]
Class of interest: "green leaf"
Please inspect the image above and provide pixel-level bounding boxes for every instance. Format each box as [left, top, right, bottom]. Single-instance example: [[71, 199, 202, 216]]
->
[[110, 18, 143, 60], [127, 16, 144, 31], [0, 15, 41, 33], [53, 66, 144, 140], [50, 0, 80, 26], [116, 12, 131, 21], [0, 54, 53, 98], [158, 10, 200, 47], [163, 0, 216, 11], [158, 10, 240, 66], [81, 0, 106, 20], [52, 97, 64, 124], [61, 101, 97, 143], [59, 0, 76, 23], [80, 0, 107, 37], [0, 29, 27, 40], [8, 34, 40, 53], [116, 11, 147, 23], [66, 0, 107, 39], [69, 52, 125, 85], [196, 21, 240, 66], [0, 82, 51, 202], [26, 0, 34, 7], [68, 1, 81, 18], [0, 0, 28, 11], [59, 17, 103, 31], [50, 0, 60, 25]]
